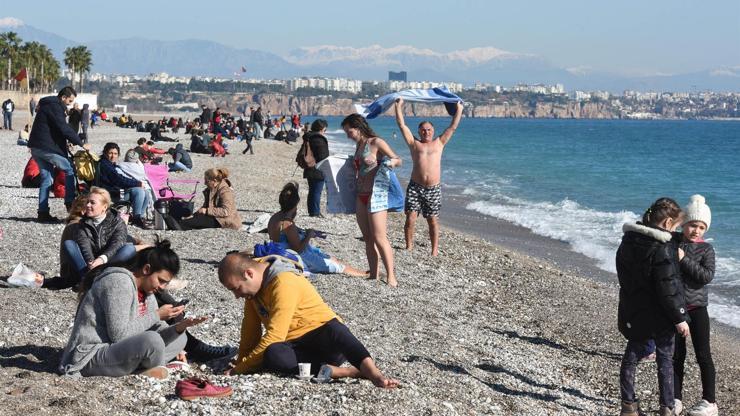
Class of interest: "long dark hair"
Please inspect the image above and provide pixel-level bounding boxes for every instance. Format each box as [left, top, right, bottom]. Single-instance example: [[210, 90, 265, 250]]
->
[[77, 238, 180, 304], [279, 182, 300, 213], [642, 197, 682, 228], [341, 114, 378, 139]]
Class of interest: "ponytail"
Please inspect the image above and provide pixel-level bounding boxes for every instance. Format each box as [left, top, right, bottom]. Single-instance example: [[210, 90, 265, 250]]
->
[[642, 197, 682, 228]]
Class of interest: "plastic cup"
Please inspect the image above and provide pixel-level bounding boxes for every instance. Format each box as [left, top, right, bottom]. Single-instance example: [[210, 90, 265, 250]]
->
[[298, 362, 311, 378]]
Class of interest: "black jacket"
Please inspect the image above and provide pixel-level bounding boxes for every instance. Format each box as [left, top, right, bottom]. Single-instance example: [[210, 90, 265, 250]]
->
[[302, 132, 329, 180], [75, 209, 128, 264], [172, 144, 193, 169], [28, 96, 84, 156], [674, 233, 715, 308], [68, 108, 82, 133], [616, 222, 688, 340]]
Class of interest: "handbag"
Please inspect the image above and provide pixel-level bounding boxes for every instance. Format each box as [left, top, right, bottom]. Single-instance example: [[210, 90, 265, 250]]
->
[[169, 199, 195, 221]]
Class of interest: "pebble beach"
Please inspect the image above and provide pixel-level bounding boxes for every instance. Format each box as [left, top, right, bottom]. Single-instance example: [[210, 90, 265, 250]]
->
[[1, 115, 738, 415]]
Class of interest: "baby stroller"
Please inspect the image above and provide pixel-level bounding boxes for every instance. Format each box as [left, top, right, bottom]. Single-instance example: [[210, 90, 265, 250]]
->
[[143, 164, 200, 230]]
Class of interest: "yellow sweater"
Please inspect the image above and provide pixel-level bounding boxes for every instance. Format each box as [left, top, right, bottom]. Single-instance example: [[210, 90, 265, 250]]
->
[[233, 268, 337, 374]]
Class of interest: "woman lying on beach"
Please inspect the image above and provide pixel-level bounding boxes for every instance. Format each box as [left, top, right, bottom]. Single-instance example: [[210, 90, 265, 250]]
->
[[341, 114, 402, 287], [267, 182, 367, 277], [167, 168, 242, 231], [59, 239, 207, 379], [43, 188, 137, 290]]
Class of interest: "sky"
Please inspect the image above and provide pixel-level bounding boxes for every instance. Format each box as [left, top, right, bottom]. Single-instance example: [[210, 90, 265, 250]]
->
[[1, 0, 739, 76]]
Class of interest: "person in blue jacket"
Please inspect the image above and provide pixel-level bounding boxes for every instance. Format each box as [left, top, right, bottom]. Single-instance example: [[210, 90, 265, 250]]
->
[[27, 86, 91, 223], [98, 142, 151, 229]]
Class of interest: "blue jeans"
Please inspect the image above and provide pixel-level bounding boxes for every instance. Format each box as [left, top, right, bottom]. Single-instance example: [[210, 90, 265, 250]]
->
[[64, 240, 136, 285], [620, 332, 675, 407], [30, 148, 76, 212], [3, 111, 11, 129], [168, 161, 191, 173], [307, 178, 325, 216], [123, 187, 151, 217]]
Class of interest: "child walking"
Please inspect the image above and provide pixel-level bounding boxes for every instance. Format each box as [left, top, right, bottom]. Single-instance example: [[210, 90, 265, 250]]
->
[[616, 197, 690, 416], [673, 195, 718, 416]]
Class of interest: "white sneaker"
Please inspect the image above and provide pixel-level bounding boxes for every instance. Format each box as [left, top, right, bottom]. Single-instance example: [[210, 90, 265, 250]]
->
[[675, 399, 683, 415], [687, 400, 718, 416]]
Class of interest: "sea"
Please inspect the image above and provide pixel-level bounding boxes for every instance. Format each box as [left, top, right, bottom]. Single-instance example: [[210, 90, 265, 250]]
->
[[311, 117, 740, 329]]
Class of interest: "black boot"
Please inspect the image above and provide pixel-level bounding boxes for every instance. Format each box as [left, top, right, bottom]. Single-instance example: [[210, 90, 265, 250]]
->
[[37, 211, 60, 223]]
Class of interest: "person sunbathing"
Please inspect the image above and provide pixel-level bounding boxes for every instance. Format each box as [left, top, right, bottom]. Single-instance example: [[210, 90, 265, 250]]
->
[[267, 182, 366, 277]]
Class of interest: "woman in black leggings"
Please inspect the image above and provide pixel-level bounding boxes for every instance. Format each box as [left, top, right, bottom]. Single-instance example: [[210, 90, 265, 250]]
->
[[673, 195, 717, 416]]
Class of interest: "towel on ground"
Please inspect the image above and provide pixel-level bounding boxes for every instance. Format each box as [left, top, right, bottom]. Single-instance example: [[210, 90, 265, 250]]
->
[[354, 87, 463, 119]]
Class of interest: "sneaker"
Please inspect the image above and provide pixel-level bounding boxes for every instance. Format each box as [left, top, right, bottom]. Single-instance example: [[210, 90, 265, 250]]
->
[[659, 406, 676, 416], [140, 366, 169, 380], [37, 211, 60, 223], [673, 399, 683, 415], [187, 342, 237, 363], [621, 401, 646, 416], [687, 400, 718, 416], [175, 377, 232, 401], [675, 399, 684, 415], [166, 360, 191, 371]]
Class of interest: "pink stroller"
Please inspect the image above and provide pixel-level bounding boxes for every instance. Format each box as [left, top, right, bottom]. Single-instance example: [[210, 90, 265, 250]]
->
[[144, 164, 200, 229]]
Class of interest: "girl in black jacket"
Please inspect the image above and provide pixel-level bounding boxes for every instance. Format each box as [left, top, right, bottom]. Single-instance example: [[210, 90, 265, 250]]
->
[[673, 195, 718, 416], [616, 197, 689, 416]]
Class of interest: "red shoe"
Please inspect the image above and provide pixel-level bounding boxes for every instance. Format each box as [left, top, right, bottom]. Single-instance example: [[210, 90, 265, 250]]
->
[[175, 377, 232, 401]]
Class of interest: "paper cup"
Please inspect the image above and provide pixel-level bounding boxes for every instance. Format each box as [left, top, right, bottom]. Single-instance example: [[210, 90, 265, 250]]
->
[[298, 362, 311, 378]]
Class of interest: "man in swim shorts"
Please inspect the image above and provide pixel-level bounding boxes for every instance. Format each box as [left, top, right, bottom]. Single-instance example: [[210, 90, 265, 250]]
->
[[394, 98, 463, 256]]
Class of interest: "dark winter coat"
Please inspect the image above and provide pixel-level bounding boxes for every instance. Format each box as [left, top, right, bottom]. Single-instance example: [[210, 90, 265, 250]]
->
[[302, 132, 329, 181], [75, 209, 128, 264], [28, 96, 84, 156], [98, 158, 141, 197], [616, 222, 688, 341], [674, 233, 715, 308], [68, 108, 82, 133], [172, 144, 193, 169]]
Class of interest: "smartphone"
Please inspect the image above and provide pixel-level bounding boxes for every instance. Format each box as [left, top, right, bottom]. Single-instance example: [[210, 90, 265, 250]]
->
[[173, 298, 189, 307]]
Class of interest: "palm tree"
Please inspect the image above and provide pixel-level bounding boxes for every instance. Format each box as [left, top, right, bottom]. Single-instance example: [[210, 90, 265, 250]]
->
[[64, 45, 92, 92], [0, 31, 23, 89]]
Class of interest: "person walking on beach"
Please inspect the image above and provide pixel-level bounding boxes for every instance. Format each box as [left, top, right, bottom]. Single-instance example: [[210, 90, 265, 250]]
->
[[217, 251, 400, 388], [672, 195, 718, 416], [27, 86, 91, 222], [616, 197, 689, 416], [2, 98, 15, 130], [394, 98, 463, 256], [342, 114, 402, 286], [29, 97, 37, 117]]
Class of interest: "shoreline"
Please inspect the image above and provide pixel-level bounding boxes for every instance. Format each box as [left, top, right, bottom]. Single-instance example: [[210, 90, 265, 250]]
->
[[1, 121, 738, 415]]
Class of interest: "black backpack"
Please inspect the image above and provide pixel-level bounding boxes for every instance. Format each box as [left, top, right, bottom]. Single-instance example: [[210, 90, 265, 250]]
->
[[296, 138, 316, 170]]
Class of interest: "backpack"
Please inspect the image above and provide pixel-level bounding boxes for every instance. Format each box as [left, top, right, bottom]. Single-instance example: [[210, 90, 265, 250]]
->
[[295, 138, 316, 170], [73, 150, 100, 182]]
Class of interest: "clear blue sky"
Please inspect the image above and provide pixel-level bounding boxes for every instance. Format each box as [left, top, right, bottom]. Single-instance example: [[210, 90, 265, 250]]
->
[[2, 0, 739, 75]]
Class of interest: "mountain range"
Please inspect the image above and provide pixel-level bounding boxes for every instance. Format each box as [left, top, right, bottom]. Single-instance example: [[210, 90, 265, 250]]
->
[[2, 17, 738, 93]]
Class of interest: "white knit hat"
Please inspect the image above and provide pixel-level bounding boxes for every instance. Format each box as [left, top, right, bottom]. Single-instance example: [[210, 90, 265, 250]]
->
[[683, 194, 711, 231]]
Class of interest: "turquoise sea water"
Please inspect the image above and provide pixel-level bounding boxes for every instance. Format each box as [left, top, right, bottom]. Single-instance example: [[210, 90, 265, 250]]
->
[[315, 117, 740, 328]]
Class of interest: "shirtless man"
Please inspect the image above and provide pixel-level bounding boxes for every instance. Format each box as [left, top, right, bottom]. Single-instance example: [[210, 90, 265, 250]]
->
[[394, 98, 463, 256]]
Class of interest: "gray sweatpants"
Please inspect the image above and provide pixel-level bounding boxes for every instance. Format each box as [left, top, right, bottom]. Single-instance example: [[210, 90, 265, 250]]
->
[[80, 330, 186, 377]]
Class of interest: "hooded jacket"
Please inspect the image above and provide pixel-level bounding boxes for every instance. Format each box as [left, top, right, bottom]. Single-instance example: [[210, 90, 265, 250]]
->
[[28, 96, 84, 156], [172, 143, 192, 169], [616, 222, 688, 340], [233, 256, 337, 374], [58, 267, 177, 375], [202, 179, 241, 229], [75, 209, 128, 264]]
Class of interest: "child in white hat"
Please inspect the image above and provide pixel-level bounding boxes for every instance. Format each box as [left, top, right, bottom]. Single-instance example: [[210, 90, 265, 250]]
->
[[673, 194, 718, 416]]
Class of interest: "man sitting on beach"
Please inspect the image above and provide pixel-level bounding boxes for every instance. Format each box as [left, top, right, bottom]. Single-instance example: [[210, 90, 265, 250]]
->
[[394, 98, 463, 256], [218, 252, 399, 388]]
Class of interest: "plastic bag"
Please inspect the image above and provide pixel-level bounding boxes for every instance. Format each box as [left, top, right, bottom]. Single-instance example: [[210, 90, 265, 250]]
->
[[7, 263, 43, 288]]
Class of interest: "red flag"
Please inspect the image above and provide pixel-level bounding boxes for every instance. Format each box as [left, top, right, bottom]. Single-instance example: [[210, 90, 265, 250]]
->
[[14, 68, 27, 82]]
